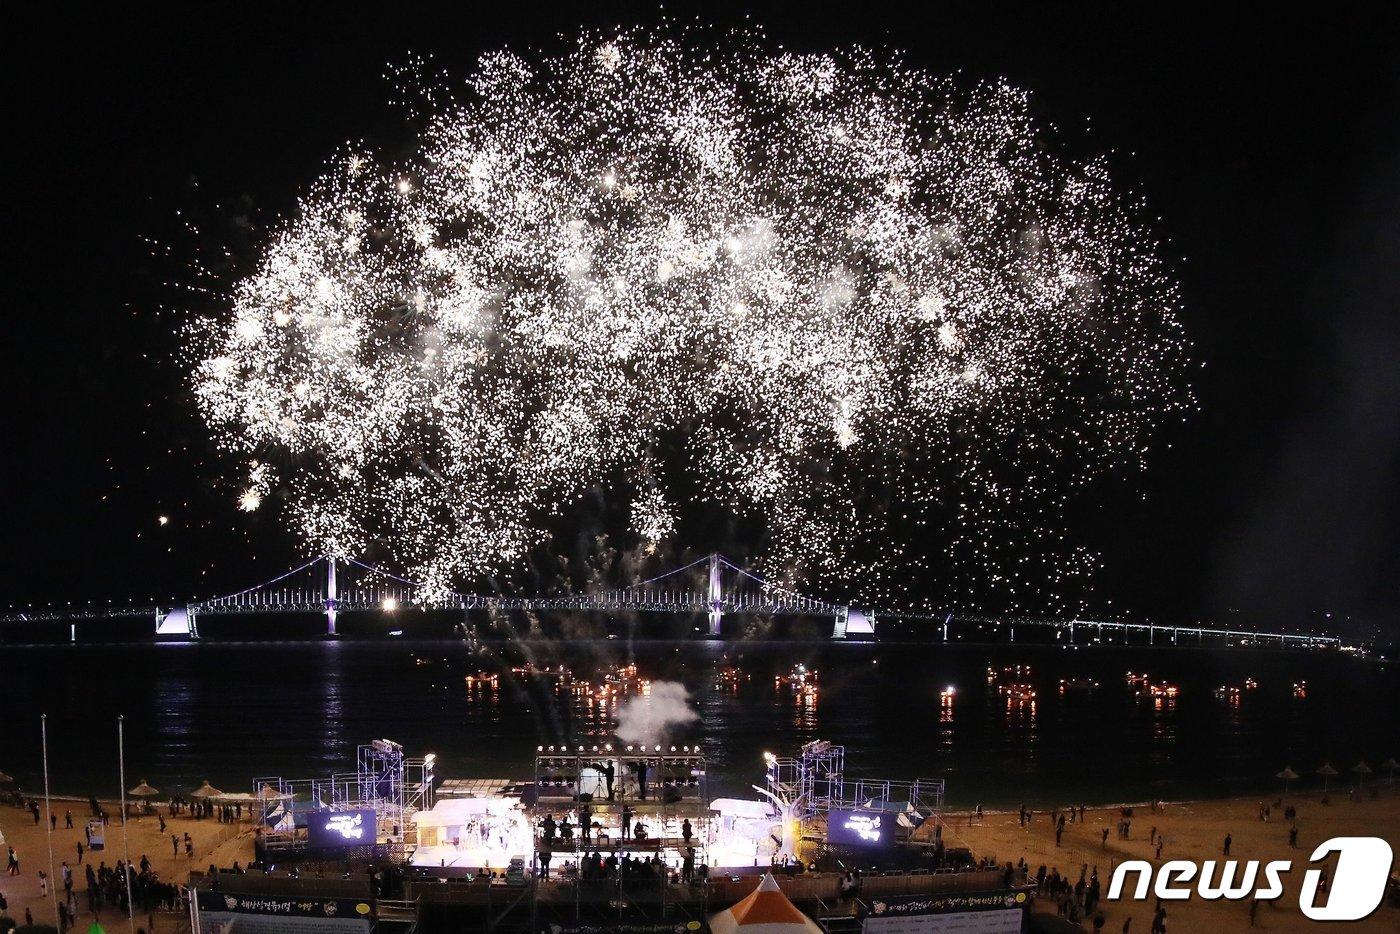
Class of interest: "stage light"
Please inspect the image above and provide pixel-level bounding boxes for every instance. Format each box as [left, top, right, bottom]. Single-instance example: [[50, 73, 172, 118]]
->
[[381, 597, 399, 611]]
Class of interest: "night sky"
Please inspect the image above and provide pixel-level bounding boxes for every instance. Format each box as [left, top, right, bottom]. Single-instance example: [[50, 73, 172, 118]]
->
[[3, 4, 1396, 640]]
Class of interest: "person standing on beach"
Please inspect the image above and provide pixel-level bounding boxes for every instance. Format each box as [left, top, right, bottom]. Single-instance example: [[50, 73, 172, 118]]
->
[[1223, 833, 1232, 856], [6, 846, 17, 875], [1101, 829, 1109, 848], [171, 835, 179, 858]]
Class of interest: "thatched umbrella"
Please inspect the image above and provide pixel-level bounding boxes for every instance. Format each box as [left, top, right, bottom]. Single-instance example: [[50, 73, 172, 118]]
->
[[128, 779, 160, 799], [1316, 762, 1338, 794], [1276, 766, 1300, 794], [1351, 761, 1373, 787], [1381, 757, 1399, 786], [190, 780, 224, 798], [255, 783, 291, 802], [0, 769, 14, 784]]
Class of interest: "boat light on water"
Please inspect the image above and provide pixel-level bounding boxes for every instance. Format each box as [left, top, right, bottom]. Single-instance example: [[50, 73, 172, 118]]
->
[[998, 683, 1036, 701]]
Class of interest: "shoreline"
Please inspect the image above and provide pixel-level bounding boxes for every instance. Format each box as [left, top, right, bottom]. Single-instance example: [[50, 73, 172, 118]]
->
[[5, 787, 1396, 932], [929, 787, 1400, 932]]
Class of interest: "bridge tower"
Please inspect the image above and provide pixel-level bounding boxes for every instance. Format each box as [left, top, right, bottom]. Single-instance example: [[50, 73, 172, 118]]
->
[[325, 556, 338, 637], [707, 553, 723, 638], [831, 606, 849, 639]]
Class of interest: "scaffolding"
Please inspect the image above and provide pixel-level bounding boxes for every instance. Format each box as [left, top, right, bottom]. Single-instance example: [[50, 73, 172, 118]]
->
[[528, 743, 712, 929], [765, 739, 943, 824], [254, 738, 435, 856]]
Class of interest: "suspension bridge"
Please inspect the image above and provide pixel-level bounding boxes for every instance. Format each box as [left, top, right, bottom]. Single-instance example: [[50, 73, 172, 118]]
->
[[0, 552, 1340, 648]]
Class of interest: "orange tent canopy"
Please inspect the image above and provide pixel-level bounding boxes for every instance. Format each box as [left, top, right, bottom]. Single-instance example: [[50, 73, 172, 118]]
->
[[708, 873, 823, 934]]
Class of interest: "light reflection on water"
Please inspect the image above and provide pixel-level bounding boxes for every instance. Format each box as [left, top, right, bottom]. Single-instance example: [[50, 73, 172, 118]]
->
[[2, 640, 1395, 808]]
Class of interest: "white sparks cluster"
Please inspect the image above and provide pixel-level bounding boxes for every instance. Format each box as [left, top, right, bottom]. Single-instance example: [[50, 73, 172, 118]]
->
[[190, 28, 1190, 607]]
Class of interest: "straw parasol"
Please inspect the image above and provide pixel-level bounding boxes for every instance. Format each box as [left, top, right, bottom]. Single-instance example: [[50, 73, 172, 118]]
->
[[1316, 762, 1338, 794], [1381, 757, 1399, 786], [255, 783, 291, 802], [128, 779, 160, 799], [1351, 761, 1373, 787], [709, 873, 824, 934], [0, 769, 14, 784], [190, 780, 224, 798], [1276, 766, 1300, 794]]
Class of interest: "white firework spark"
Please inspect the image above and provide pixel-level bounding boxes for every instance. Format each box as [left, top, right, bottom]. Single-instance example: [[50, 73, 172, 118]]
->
[[189, 27, 1191, 608]]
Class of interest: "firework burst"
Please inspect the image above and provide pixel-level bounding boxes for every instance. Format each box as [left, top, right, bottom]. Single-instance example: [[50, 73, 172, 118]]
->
[[189, 27, 1191, 608]]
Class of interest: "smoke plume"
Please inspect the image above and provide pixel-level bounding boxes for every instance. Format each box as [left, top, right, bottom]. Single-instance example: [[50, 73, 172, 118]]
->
[[615, 681, 699, 746]]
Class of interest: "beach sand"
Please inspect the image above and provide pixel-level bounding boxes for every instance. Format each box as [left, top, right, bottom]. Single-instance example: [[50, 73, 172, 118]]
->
[[935, 790, 1400, 931], [4, 789, 1396, 932], [0, 797, 254, 931]]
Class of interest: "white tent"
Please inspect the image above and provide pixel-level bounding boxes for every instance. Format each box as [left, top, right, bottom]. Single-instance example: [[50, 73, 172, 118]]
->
[[708, 798, 780, 867], [410, 797, 531, 869], [414, 797, 494, 828], [711, 799, 776, 820]]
